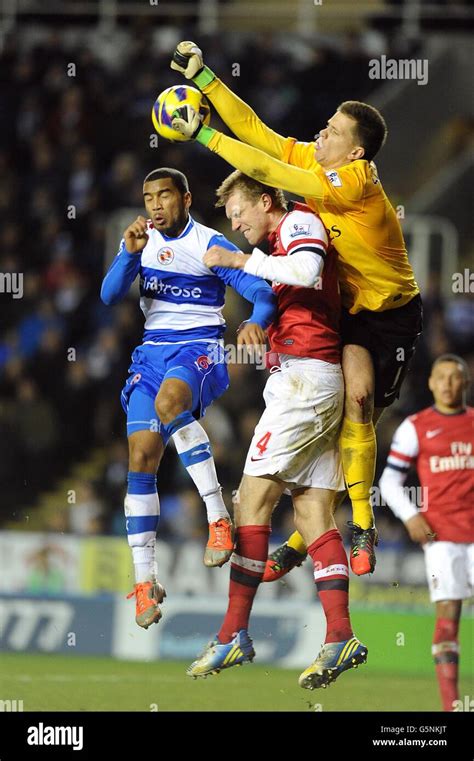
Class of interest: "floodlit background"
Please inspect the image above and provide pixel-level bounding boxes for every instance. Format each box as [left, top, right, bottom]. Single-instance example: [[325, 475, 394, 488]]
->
[[0, 0, 472, 711]]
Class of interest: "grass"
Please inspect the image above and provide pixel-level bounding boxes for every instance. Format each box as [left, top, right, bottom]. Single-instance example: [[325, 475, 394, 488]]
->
[[1, 653, 470, 712]]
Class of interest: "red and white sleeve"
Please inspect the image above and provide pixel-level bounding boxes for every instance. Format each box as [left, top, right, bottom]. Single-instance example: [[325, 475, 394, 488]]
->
[[243, 210, 328, 287], [379, 418, 420, 524]]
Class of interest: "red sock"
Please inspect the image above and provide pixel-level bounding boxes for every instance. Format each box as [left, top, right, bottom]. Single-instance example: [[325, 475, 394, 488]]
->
[[218, 525, 270, 644], [308, 529, 353, 643], [432, 617, 459, 711]]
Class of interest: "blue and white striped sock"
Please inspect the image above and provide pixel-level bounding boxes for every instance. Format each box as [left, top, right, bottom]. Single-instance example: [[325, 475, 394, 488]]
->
[[125, 471, 160, 583], [164, 411, 229, 523]]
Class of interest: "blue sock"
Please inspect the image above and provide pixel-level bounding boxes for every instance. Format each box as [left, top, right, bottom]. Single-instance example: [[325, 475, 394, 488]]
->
[[125, 471, 160, 583]]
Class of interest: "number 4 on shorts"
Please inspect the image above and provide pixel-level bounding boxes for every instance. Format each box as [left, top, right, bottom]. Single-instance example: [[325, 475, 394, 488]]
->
[[256, 431, 272, 456]]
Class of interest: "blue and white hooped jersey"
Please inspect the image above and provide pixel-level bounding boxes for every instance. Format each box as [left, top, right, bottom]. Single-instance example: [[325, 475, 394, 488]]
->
[[139, 216, 226, 336], [101, 214, 277, 345]]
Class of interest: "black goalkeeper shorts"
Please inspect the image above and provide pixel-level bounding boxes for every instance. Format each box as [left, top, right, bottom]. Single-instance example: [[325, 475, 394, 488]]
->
[[341, 294, 423, 408]]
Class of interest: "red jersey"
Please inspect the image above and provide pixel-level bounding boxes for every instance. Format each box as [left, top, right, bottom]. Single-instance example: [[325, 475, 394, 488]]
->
[[266, 202, 341, 364], [386, 406, 474, 543]]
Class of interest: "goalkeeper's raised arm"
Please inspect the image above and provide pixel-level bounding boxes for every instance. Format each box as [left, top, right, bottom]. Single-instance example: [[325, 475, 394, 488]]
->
[[170, 104, 326, 201], [170, 40, 294, 161], [169, 41, 385, 206]]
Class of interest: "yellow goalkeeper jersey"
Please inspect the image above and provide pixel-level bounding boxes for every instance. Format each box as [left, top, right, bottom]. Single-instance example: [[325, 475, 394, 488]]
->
[[201, 77, 420, 314]]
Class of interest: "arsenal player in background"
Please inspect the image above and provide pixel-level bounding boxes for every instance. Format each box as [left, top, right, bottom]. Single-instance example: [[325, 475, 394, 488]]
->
[[380, 354, 473, 711]]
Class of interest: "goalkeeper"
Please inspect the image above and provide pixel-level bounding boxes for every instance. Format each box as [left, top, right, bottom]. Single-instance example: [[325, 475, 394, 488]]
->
[[169, 41, 423, 578]]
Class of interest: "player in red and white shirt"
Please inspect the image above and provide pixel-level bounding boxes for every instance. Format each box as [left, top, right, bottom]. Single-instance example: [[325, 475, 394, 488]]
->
[[187, 170, 368, 689], [379, 354, 473, 711]]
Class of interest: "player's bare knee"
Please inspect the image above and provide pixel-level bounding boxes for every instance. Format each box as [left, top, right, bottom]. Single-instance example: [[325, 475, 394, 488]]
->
[[345, 387, 374, 422], [155, 391, 187, 424], [236, 475, 281, 525], [128, 441, 159, 473]]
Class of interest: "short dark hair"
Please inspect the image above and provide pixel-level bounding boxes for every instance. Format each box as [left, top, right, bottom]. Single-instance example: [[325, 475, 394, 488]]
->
[[431, 353, 470, 381], [215, 170, 287, 210], [338, 101, 388, 162], [143, 167, 189, 195]]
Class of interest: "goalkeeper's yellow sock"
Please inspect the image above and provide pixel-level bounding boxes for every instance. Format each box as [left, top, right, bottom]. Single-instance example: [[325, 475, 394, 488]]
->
[[287, 530, 307, 555], [340, 418, 376, 530]]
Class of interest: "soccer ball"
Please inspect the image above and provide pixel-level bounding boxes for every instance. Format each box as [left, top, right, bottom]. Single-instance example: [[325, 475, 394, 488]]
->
[[151, 85, 211, 143]]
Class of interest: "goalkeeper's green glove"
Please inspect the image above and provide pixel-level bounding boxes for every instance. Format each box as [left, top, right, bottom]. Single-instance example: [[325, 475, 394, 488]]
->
[[170, 40, 216, 89], [171, 104, 215, 144]]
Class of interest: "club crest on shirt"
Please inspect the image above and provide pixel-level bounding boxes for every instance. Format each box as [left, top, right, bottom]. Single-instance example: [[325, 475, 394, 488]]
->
[[289, 223, 311, 238], [157, 247, 175, 265], [325, 170, 342, 187], [130, 373, 142, 385], [195, 355, 212, 371]]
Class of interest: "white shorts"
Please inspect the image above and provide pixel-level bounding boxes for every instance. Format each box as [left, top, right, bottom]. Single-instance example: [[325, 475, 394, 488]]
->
[[243, 356, 345, 490], [423, 541, 474, 602]]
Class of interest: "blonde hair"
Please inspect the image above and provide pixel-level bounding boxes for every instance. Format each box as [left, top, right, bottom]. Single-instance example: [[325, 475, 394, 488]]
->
[[215, 170, 287, 210]]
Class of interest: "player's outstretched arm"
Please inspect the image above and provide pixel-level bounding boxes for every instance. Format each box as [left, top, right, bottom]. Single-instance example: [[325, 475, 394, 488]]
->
[[204, 234, 277, 329], [100, 217, 147, 305], [203, 127, 324, 200], [204, 245, 325, 289], [170, 40, 290, 161], [171, 109, 325, 203]]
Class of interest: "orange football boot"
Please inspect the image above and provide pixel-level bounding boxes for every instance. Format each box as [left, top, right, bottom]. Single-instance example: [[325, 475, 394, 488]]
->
[[204, 518, 234, 567], [127, 580, 166, 629]]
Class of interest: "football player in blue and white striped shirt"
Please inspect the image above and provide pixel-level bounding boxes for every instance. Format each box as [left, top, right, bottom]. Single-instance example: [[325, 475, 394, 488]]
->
[[101, 167, 276, 629]]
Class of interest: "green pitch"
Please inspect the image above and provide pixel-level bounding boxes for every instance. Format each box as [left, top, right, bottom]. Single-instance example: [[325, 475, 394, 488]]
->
[[1, 653, 471, 711]]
